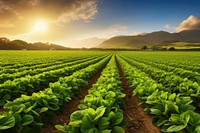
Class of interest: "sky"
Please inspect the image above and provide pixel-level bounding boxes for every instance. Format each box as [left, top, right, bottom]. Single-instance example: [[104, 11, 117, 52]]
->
[[0, 0, 200, 46]]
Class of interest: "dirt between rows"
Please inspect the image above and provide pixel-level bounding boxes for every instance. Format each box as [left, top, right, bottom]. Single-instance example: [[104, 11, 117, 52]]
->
[[42, 65, 106, 133], [116, 59, 161, 133], [0, 108, 8, 112], [42, 58, 160, 133]]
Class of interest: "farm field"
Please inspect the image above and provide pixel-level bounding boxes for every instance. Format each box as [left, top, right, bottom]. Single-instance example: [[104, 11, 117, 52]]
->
[[0, 51, 200, 133]]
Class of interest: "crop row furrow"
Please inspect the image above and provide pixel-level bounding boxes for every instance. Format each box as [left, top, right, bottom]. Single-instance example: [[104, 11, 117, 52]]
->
[[0, 55, 102, 84], [123, 55, 200, 83], [120, 55, 200, 108], [0, 55, 111, 133], [0, 55, 97, 75], [0, 56, 107, 106], [119, 52, 200, 72], [117, 55, 200, 133], [138, 56, 200, 73], [56, 55, 126, 133]]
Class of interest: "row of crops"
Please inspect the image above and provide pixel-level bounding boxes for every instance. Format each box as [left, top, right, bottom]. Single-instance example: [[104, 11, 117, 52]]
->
[[0, 51, 200, 133]]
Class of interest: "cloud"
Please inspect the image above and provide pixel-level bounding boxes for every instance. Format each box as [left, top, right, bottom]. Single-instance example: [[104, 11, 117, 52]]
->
[[176, 15, 200, 31], [0, 6, 22, 20], [0, 21, 15, 28], [57, 1, 97, 23], [165, 15, 200, 31], [105, 24, 127, 34], [0, 0, 98, 34], [96, 24, 128, 38], [164, 24, 174, 29]]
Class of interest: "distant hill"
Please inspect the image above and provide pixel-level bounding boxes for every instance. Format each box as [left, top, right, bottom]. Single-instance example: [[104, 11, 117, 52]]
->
[[0, 38, 70, 50], [66, 37, 106, 48], [97, 29, 200, 49], [179, 29, 200, 41]]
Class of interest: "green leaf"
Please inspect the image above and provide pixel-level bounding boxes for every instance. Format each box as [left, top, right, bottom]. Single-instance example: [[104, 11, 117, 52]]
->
[[48, 103, 59, 111], [55, 125, 65, 132], [70, 110, 85, 122], [3, 94, 10, 101], [166, 101, 180, 114], [160, 92, 168, 100], [0, 100, 5, 106], [0, 115, 15, 130], [21, 115, 33, 126], [31, 110, 40, 117], [150, 108, 163, 115], [98, 117, 110, 130], [87, 128, 98, 133], [13, 113, 22, 123], [24, 102, 37, 113], [21, 126, 30, 133], [169, 114, 181, 124], [195, 126, 200, 133], [168, 93, 176, 101], [78, 104, 88, 110], [108, 112, 115, 120], [105, 91, 116, 99], [39, 107, 48, 113], [186, 110, 200, 126], [69, 120, 82, 127], [93, 107, 106, 122], [11, 104, 26, 114], [81, 115, 94, 132], [162, 112, 191, 132], [112, 112, 123, 126], [112, 126, 125, 133], [55, 124, 70, 132], [99, 130, 111, 133], [102, 100, 110, 107], [33, 117, 43, 126], [166, 125, 186, 132], [155, 117, 168, 126], [87, 108, 96, 117], [3, 102, 15, 110]]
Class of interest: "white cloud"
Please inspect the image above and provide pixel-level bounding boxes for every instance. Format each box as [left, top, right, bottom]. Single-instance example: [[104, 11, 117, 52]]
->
[[165, 15, 200, 31], [105, 24, 127, 34], [176, 15, 200, 31], [56, 1, 98, 23], [164, 24, 174, 29], [94, 24, 128, 38]]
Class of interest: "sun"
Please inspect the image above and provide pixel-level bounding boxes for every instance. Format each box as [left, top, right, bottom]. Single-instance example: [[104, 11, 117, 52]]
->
[[33, 20, 48, 33]]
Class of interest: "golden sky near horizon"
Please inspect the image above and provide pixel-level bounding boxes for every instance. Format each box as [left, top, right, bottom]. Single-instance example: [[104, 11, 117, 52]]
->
[[0, 0, 98, 44], [0, 0, 200, 47]]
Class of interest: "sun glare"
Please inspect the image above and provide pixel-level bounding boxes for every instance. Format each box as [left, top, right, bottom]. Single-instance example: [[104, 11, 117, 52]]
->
[[34, 20, 48, 33]]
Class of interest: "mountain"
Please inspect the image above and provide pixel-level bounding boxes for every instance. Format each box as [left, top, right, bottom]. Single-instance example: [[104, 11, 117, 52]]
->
[[66, 37, 106, 48], [0, 38, 70, 50], [97, 29, 200, 49], [179, 29, 200, 41]]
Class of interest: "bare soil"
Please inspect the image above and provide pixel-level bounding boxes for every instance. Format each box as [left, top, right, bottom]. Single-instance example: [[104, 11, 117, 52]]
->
[[0, 108, 8, 112], [116, 59, 161, 133], [195, 107, 200, 114], [42, 65, 105, 133]]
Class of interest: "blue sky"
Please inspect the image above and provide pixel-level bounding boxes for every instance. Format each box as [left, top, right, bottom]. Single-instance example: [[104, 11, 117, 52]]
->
[[64, 0, 200, 41], [1, 0, 200, 44], [91, 0, 200, 35]]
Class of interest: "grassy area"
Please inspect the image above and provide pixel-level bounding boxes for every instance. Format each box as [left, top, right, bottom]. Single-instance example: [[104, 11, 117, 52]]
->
[[161, 42, 200, 49]]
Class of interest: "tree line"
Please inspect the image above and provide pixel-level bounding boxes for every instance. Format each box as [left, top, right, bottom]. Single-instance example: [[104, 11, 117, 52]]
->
[[0, 37, 69, 50]]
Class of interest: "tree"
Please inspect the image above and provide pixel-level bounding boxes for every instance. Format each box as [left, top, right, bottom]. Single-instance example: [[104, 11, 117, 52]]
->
[[0, 37, 10, 43], [168, 47, 175, 51], [141, 45, 147, 51]]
